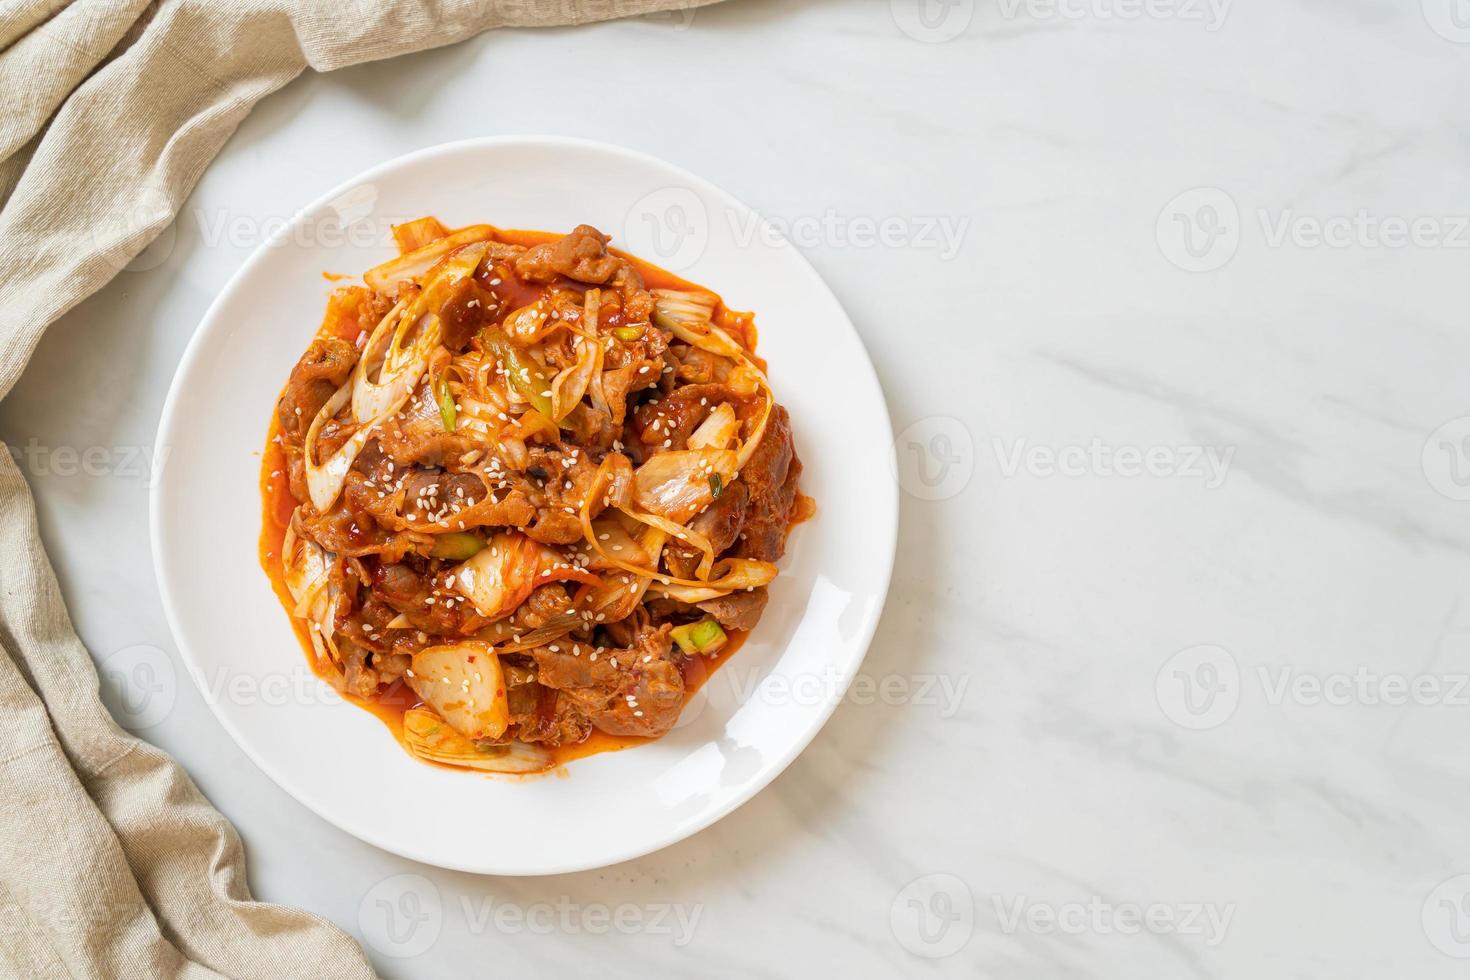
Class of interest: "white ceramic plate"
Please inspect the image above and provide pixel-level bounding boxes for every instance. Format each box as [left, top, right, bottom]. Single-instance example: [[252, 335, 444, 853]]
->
[[151, 136, 895, 875]]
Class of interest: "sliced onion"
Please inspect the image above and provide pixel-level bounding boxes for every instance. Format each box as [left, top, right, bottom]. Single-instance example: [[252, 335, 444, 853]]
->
[[352, 242, 487, 426], [577, 457, 768, 590], [392, 216, 448, 253], [586, 294, 614, 419], [726, 360, 766, 397], [352, 310, 440, 424], [406, 641, 508, 740], [550, 292, 604, 421], [303, 379, 375, 513], [502, 301, 557, 345], [530, 543, 601, 591], [600, 453, 636, 510], [364, 225, 494, 293], [652, 289, 746, 359], [585, 514, 649, 570], [450, 532, 542, 622], [449, 358, 509, 438], [480, 611, 583, 653], [653, 289, 716, 319], [498, 434, 529, 470], [281, 517, 341, 662], [509, 408, 560, 444], [628, 508, 718, 580], [687, 402, 739, 450], [402, 707, 550, 773], [650, 289, 775, 472], [633, 449, 738, 523], [588, 365, 612, 418], [449, 531, 599, 621], [582, 567, 654, 624], [646, 558, 779, 603], [347, 299, 403, 415], [551, 335, 602, 422]]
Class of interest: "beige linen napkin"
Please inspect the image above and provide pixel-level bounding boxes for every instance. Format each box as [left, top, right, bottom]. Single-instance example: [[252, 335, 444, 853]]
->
[[0, 1, 719, 976]]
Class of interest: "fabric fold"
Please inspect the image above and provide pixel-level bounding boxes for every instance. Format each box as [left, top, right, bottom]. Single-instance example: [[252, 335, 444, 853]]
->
[[0, 0, 722, 975]]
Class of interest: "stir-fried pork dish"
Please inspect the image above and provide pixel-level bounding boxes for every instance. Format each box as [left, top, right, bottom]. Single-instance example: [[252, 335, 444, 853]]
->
[[260, 218, 806, 773]]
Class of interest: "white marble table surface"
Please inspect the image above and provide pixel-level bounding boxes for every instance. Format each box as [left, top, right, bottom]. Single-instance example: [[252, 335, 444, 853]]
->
[[5, 1, 1470, 976]]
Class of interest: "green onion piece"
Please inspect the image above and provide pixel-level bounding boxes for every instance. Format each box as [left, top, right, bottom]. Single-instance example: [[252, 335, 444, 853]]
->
[[435, 374, 456, 432], [429, 532, 484, 561], [613, 325, 644, 342], [708, 472, 723, 499], [480, 325, 554, 417], [670, 617, 728, 655], [670, 622, 698, 653], [690, 618, 724, 649]]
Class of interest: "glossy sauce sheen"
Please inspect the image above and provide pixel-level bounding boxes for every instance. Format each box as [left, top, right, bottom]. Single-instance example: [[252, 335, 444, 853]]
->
[[260, 227, 772, 774]]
